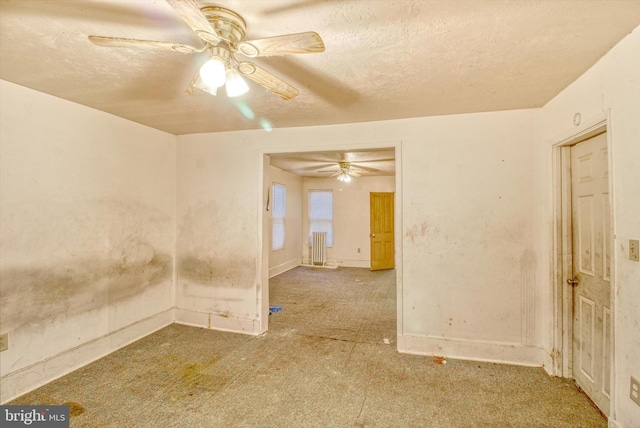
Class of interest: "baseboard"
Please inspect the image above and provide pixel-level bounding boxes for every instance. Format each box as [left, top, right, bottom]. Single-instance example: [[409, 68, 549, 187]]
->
[[174, 308, 259, 336], [299, 263, 338, 269], [301, 258, 370, 269], [0, 309, 173, 404], [608, 418, 622, 428], [398, 334, 545, 367], [269, 258, 301, 278], [541, 348, 555, 376], [335, 259, 370, 268]]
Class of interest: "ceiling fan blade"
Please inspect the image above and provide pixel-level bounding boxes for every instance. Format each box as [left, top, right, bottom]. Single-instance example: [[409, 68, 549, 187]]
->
[[237, 62, 299, 100], [349, 171, 362, 177], [299, 163, 336, 171], [237, 32, 325, 57], [350, 164, 383, 173], [165, 0, 220, 45], [88, 36, 205, 54]]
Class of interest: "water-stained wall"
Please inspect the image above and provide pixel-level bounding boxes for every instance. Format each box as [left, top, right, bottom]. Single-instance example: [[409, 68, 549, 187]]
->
[[540, 26, 640, 427], [0, 81, 176, 398], [175, 139, 260, 333], [176, 110, 543, 360]]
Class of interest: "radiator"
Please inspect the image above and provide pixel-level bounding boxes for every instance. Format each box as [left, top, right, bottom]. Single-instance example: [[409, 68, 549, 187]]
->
[[311, 232, 327, 266]]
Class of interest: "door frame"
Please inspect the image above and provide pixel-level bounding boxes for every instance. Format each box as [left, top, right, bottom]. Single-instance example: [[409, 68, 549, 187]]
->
[[257, 140, 403, 339], [550, 112, 615, 413]]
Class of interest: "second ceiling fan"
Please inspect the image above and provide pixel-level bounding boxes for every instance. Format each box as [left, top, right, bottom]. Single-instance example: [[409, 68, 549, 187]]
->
[[88, 0, 325, 100]]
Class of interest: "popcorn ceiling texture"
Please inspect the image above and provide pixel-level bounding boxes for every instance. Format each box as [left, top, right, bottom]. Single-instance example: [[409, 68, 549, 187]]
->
[[0, 0, 639, 134]]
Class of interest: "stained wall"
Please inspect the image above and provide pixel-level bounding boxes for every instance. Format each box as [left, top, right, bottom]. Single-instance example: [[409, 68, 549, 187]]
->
[[540, 26, 640, 427], [176, 109, 543, 364], [1, 25, 636, 425], [0, 80, 176, 401]]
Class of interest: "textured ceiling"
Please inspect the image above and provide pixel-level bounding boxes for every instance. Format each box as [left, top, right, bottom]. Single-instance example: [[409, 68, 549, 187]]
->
[[269, 148, 396, 178], [2, 0, 640, 138]]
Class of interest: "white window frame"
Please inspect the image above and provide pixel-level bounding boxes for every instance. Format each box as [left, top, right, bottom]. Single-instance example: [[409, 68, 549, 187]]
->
[[308, 189, 333, 247], [272, 183, 286, 251]]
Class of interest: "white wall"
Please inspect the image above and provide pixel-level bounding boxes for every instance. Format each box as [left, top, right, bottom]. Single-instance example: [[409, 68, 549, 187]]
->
[[175, 134, 263, 333], [269, 165, 302, 277], [540, 26, 640, 427], [398, 111, 543, 363], [4, 27, 635, 421], [176, 108, 543, 366], [0, 81, 176, 402], [302, 176, 395, 268]]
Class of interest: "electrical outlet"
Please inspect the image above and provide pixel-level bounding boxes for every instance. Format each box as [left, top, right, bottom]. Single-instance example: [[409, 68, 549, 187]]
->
[[631, 376, 640, 406], [630, 239, 639, 262], [0, 333, 8, 352]]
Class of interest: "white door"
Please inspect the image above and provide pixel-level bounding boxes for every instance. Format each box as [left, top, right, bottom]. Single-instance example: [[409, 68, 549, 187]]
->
[[570, 132, 611, 416]]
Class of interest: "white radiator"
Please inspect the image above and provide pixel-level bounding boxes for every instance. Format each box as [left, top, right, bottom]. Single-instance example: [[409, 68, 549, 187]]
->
[[311, 232, 327, 266]]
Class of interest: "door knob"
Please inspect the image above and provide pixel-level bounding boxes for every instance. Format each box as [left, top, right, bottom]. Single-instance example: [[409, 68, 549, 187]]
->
[[567, 278, 579, 287], [371, 233, 376, 237]]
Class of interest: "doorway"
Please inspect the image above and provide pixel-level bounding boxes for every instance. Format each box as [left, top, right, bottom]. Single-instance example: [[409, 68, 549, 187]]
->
[[552, 119, 614, 418], [260, 143, 403, 337]]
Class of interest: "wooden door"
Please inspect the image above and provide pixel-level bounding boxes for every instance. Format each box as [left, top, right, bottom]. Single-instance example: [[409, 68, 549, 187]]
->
[[570, 132, 611, 416], [370, 192, 394, 271]]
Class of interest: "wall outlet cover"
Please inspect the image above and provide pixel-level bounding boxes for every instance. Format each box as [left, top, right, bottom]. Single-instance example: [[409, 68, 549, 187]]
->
[[630, 239, 639, 262], [631, 376, 640, 406]]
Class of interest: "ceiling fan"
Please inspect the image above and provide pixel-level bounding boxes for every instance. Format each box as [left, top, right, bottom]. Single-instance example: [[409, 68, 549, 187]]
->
[[88, 0, 325, 100], [323, 162, 362, 182]]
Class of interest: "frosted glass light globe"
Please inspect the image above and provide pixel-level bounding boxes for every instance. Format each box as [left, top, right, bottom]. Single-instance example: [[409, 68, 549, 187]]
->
[[200, 57, 226, 88]]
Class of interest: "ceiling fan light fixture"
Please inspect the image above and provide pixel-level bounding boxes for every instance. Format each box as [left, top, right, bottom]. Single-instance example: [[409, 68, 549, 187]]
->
[[199, 56, 227, 88], [225, 67, 249, 97], [194, 75, 218, 96], [88, 5, 325, 102], [337, 172, 352, 183]]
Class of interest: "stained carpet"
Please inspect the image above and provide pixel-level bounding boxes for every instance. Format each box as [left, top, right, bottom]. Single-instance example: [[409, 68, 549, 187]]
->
[[8, 266, 606, 427]]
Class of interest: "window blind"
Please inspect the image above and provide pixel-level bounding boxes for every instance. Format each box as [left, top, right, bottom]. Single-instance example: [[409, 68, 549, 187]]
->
[[272, 183, 286, 250], [308, 189, 333, 247]]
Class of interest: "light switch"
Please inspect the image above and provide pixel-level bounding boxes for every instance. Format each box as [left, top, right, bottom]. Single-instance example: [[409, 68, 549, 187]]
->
[[630, 239, 640, 262]]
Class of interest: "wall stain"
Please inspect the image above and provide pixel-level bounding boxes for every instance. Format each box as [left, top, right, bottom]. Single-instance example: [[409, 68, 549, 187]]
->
[[178, 255, 255, 287], [404, 222, 443, 244], [519, 248, 537, 346], [0, 252, 172, 331], [405, 222, 428, 244]]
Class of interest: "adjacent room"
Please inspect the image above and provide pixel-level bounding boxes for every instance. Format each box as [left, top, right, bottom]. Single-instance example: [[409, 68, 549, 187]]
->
[[1, 1, 639, 426]]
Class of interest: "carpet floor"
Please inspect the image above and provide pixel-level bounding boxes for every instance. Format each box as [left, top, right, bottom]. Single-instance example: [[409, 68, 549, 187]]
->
[[8, 266, 606, 427]]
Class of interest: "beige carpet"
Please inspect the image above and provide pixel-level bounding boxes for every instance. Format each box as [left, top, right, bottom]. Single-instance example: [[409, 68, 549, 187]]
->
[[9, 266, 606, 427]]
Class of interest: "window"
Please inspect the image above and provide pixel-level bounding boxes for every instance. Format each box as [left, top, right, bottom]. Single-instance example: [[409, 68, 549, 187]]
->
[[272, 183, 286, 250], [308, 190, 333, 247]]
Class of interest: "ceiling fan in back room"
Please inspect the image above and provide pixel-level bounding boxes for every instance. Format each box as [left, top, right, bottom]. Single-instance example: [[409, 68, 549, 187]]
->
[[88, 0, 325, 100], [323, 162, 361, 183]]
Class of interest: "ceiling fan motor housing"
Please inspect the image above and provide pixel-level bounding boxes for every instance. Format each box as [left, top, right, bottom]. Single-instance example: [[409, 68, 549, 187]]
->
[[339, 162, 351, 172], [201, 6, 246, 48]]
